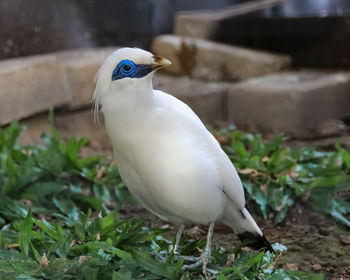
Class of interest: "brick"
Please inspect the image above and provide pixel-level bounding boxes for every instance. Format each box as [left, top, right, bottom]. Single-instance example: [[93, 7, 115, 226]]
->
[[153, 74, 230, 124], [175, 0, 285, 39], [151, 35, 290, 81], [56, 47, 116, 109], [0, 54, 71, 125], [228, 71, 350, 137]]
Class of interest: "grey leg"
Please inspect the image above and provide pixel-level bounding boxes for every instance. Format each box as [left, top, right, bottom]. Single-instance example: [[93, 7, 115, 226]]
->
[[175, 224, 200, 261], [204, 221, 215, 262], [182, 221, 215, 271], [154, 224, 198, 263], [174, 224, 185, 256]]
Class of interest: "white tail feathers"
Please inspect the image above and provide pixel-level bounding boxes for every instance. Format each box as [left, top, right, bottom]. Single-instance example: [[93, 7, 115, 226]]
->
[[241, 208, 263, 236], [220, 203, 263, 236]]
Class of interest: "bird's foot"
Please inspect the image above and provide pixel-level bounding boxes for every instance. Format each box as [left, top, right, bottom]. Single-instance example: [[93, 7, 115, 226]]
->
[[152, 249, 218, 275], [181, 248, 214, 274], [151, 250, 200, 263]]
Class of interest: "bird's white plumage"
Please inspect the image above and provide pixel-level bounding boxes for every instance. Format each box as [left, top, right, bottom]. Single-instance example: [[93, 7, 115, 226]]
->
[[93, 47, 262, 236]]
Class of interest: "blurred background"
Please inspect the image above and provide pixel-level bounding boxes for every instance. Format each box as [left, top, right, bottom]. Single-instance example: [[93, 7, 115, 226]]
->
[[0, 0, 350, 146], [1, 0, 350, 67]]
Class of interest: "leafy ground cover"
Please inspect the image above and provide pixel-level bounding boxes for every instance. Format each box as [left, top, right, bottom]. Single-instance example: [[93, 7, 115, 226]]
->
[[0, 118, 349, 279], [214, 128, 350, 228]]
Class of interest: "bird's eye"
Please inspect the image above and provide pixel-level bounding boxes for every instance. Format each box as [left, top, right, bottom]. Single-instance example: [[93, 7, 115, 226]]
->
[[112, 60, 138, 81], [122, 64, 132, 71]]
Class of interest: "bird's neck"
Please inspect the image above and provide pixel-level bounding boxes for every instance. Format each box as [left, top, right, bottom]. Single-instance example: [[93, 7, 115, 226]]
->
[[101, 77, 155, 155], [102, 77, 154, 115], [100, 77, 156, 140]]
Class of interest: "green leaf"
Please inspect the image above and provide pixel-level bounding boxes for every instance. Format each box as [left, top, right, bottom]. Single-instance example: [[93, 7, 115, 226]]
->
[[0, 248, 34, 261], [286, 270, 325, 280], [243, 183, 268, 219], [274, 205, 289, 225], [30, 242, 41, 263], [82, 266, 98, 280], [217, 274, 228, 280], [34, 219, 60, 241], [0, 259, 38, 275], [23, 182, 64, 201], [74, 194, 104, 213], [72, 241, 132, 261], [264, 133, 284, 155], [130, 249, 176, 278], [50, 234, 72, 258], [112, 271, 132, 280], [335, 141, 350, 169], [268, 187, 293, 213], [53, 197, 80, 222], [309, 188, 350, 227], [101, 210, 117, 230], [232, 140, 249, 159], [311, 175, 350, 191], [3, 121, 22, 151], [175, 256, 184, 278], [19, 209, 33, 256]]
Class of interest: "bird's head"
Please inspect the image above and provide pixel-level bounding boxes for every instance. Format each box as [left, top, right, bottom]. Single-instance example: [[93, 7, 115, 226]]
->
[[92, 47, 171, 120]]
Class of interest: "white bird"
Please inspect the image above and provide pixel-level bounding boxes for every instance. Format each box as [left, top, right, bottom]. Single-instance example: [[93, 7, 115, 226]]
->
[[93, 47, 274, 270]]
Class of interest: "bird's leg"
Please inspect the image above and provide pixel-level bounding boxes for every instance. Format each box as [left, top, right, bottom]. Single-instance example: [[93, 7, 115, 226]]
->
[[153, 224, 196, 263], [174, 224, 199, 262], [204, 221, 215, 263], [182, 221, 215, 272], [152, 225, 185, 264], [174, 224, 185, 257]]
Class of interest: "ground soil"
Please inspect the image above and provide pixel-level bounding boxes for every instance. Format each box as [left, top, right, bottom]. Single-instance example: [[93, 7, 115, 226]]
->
[[18, 109, 350, 280]]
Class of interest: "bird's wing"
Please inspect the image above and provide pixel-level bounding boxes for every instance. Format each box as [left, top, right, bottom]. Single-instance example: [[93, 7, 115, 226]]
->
[[154, 90, 245, 210], [215, 149, 245, 209]]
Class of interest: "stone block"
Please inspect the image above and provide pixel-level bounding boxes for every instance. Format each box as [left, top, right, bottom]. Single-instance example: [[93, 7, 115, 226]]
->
[[228, 71, 350, 137], [151, 35, 290, 81], [56, 47, 116, 109], [153, 74, 230, 124], [175, 0, 284, 39], [0, 54, 71, 125]]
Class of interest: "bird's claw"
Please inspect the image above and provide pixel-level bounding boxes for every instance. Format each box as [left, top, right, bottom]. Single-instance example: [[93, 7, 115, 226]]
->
[[181, 249, 211, 273], [151, 251, 168, 263]]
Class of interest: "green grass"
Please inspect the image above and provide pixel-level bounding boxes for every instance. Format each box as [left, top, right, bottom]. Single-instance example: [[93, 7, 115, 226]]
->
[[216, 128, 350, 227], [2, 117, 349, 279]]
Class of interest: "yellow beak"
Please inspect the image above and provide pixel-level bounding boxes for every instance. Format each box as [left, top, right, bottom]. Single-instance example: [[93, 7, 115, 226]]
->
[[152, 55, 172, 69]]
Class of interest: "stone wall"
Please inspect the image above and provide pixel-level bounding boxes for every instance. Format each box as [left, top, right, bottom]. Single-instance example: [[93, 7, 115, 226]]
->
[[0, 0, 244, 60]]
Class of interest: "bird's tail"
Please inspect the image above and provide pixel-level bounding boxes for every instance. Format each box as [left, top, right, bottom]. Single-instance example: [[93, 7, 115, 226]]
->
[[238, 208, 275, 253], [237, 231, 275, 253], [220, 206, 275, 253]]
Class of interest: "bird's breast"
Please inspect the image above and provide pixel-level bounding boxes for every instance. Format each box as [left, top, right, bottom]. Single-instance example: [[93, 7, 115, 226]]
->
[[106, 117, 225, 224]]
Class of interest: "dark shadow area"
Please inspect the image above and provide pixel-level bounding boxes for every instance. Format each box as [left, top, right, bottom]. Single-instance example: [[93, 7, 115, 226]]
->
[[216, 0, 350, 68]]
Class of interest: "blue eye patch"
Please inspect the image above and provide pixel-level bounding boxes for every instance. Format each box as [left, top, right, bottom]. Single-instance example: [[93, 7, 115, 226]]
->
[[112, 59, 154, 81]]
